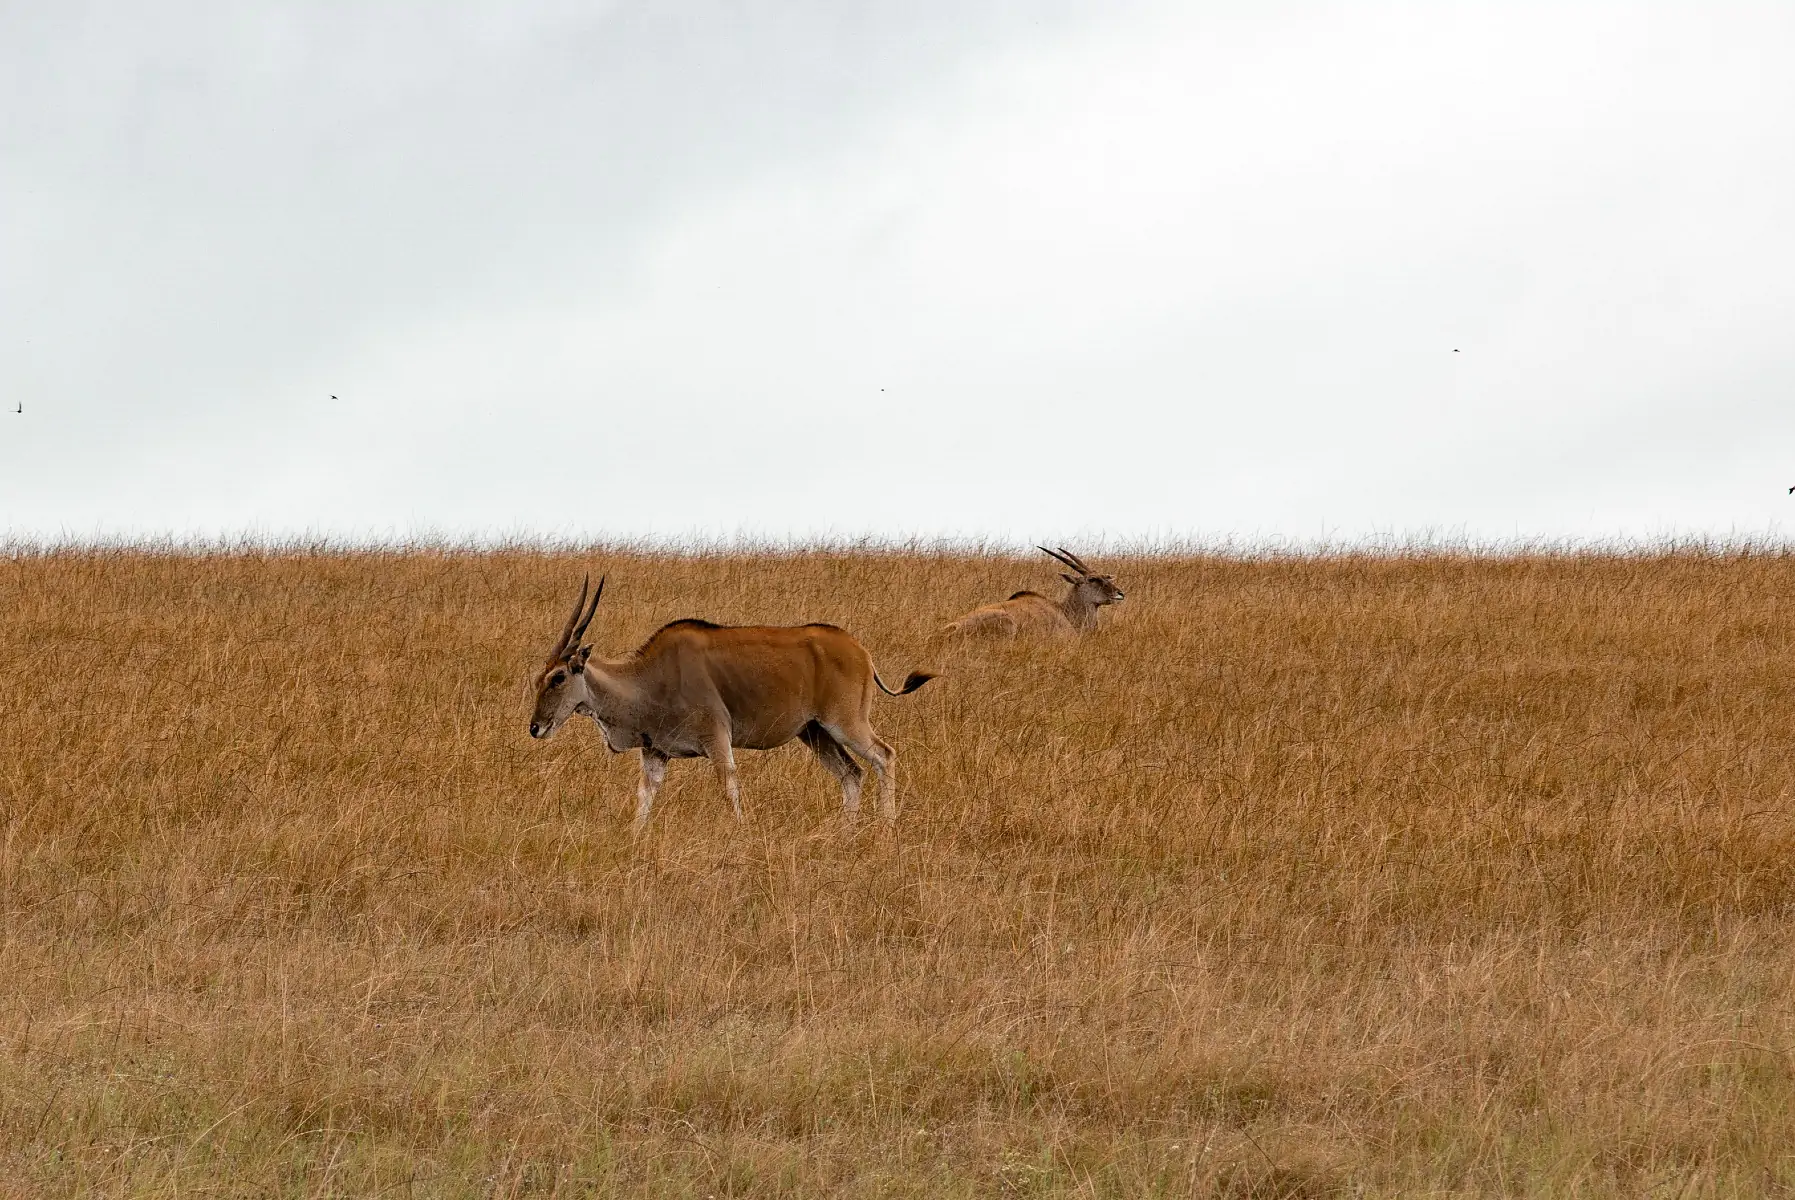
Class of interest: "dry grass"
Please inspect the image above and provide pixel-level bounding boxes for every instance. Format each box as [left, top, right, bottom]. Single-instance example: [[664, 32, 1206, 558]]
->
[[3, 548, 1795, 1196]]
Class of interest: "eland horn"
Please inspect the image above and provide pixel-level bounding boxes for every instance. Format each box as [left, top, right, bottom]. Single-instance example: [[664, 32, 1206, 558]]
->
[[1039, 546, 1091, 575], [571, 576, 605, 648], [551, 575, 590, 660]]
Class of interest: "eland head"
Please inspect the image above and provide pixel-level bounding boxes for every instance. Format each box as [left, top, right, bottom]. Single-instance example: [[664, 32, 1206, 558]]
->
[[529, 574, 603, 740]]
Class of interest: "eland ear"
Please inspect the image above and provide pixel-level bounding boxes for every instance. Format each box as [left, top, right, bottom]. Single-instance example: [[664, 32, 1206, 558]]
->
[[1063, 573, 1081, 585]]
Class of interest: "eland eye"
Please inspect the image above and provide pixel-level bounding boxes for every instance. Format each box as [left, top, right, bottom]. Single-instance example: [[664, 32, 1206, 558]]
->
[[549, 671, 566, 686]]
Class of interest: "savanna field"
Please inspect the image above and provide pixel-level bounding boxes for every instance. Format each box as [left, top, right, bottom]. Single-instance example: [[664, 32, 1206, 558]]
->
[[3, 549, 1795, 1197]]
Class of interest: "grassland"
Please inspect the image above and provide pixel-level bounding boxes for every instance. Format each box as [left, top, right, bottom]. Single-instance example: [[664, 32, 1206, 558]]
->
[[2, 548, 1794, 1196]]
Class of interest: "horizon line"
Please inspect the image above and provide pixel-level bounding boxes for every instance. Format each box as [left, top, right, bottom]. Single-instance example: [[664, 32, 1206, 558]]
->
[[7, 528, 1795, 561]]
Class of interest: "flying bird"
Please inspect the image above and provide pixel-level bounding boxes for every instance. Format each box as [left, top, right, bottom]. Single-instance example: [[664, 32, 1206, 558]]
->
[[330, 394, 338, 400]]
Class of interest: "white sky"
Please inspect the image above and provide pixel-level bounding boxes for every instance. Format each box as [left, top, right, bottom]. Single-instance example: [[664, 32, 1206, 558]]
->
[[4, 1, 1793, 546]]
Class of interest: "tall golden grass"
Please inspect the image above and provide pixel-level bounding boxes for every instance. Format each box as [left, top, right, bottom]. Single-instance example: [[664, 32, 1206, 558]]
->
[[2, 548, 1794, 1196]]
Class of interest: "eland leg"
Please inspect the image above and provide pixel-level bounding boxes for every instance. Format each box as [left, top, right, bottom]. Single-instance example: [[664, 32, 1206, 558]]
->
[[633, 748, 669, 836], [706, 727, 743, 820], [824, 722, 899, 822], [799, 721, 866, 818]]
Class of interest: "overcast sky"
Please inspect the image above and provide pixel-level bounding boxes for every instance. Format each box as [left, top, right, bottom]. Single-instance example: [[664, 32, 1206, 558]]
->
[[4, 1, 1793, 546]]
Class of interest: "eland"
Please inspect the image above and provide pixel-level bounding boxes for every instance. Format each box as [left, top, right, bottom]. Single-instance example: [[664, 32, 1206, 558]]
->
[[941, 547, 1125, 638], [529, 575, 933, 831]]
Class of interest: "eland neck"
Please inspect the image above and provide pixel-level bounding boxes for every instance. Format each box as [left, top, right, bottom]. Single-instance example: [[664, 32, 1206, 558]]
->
[[1059, 583, 1103, 631], [573, 657, 648, 728]]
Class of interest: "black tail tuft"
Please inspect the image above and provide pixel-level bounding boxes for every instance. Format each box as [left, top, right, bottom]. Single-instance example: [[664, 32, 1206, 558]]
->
[[898, 671, 935, 694], [877, 670, 937, 696]]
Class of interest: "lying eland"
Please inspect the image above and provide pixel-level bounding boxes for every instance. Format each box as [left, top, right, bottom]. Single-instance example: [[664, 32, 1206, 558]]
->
[[529, 575, 934, 831], [941, 547, 1125, 638]]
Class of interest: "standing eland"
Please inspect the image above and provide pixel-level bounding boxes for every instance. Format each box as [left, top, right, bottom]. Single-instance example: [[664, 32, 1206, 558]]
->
[[941, 547, 1125, 638], [529, 575, 934, 832]]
